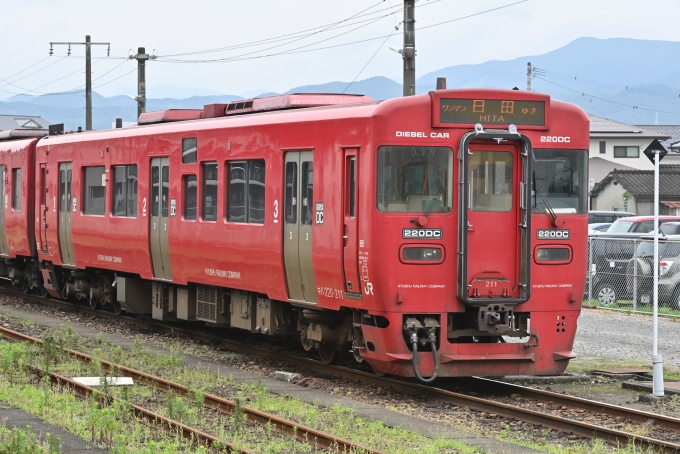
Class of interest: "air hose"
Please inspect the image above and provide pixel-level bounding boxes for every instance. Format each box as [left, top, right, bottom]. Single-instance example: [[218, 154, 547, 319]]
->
[[411, 334, 440, 383]]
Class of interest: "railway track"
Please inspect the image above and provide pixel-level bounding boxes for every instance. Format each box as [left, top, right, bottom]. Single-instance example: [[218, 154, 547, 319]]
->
[[3, 287, 680, 452], [0, 324, 380, 454]]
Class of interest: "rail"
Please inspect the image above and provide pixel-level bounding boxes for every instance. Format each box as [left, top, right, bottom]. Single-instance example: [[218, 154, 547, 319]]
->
[[2, 287, 680, 452]]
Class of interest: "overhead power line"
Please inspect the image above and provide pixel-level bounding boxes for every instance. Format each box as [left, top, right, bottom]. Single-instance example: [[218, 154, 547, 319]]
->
[[155, 0, 522, 65], [534, 67, 680, 99], [534, 76, 680, 116]]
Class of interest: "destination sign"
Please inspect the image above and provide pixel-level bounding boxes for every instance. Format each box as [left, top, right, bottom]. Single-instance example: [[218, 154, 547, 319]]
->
[[439, 98, 545, 126]]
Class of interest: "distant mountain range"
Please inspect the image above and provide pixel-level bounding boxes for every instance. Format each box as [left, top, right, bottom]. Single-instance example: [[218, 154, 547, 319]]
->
[[3, 37, 680, 129]]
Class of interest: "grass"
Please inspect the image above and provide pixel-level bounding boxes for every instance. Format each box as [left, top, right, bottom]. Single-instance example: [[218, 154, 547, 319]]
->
[[0, 330, 478, 454], [0, 424, 62, 454], [0, 312, 668, 453]]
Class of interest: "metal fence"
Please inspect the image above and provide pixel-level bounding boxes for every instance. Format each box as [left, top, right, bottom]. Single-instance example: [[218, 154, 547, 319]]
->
[[584, 236, 680, 314]]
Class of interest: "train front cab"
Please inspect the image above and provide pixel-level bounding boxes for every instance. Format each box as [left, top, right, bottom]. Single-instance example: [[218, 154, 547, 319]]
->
[[360, 90, 589, 379]]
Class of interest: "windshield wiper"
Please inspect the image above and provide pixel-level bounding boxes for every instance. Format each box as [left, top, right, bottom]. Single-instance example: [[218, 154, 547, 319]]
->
[[424, 186, 447, 217], [535, 187, 566, 227]]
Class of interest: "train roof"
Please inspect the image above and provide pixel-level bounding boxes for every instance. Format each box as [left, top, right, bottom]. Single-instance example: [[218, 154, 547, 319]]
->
[[35, 88, 588, 147]]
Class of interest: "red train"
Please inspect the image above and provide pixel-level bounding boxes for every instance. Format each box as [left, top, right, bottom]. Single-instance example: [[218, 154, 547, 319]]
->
[[0, 84, 588, 381]]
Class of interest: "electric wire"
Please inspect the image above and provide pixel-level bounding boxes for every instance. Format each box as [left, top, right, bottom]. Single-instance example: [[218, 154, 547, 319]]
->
[[156, 0, 524, 64], [534, 67, 680, 99], [156, 1, 395, 63], [0, 57, 69, 90], [342, 27, 398, 93], [534, 75, 680, 116], [0, 58, 132, 102], [158, 0, 419, 58]]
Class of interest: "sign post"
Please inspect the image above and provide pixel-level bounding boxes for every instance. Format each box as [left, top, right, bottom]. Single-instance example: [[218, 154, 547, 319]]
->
[[644, 139, 668, 397]]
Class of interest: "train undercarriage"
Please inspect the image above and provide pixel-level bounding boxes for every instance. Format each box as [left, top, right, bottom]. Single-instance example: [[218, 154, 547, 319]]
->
[[0, 257, 570, 382]]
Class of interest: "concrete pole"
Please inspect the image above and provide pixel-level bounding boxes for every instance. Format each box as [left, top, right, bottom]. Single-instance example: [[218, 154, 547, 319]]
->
[[137, 47, 147, 119], [403, 0, 416, 96], [527, 62, 532, 91], [85, 35, 92, 130], [652, 151, 664, 397]]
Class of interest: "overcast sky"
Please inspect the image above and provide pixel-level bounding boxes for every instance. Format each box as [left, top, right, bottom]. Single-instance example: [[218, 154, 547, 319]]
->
[[2, 0, 679, 99]]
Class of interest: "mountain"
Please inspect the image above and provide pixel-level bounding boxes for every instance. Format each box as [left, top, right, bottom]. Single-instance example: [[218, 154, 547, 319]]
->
[[3, 37, 680, 128], [284, 76, 402, 100]]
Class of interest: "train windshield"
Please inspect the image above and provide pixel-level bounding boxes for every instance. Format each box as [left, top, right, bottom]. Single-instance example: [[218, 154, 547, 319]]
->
[[377, 146, 454, 213], [531, 149, 587, 214]]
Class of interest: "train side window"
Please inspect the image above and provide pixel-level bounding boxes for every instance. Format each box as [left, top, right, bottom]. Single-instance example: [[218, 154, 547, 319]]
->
[[285, 162, 297, 224], [248, 160, 265, 224], [161, 166, 169, 218], [301, 161, 313, 225], [184, 175, 197, 220], [11, 168, 20, 211], [348, 157, 356, 218], [227, 160, 266, 224], [201, 162, 218, 221], [151, 166, 159, 217], [112, 165, 138, 217], [59, 170, 66, 212], [83, 166, 105, 215], [182, 138, 197, 164]]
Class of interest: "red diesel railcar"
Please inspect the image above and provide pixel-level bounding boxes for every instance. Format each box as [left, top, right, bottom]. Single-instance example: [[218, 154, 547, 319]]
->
[[0, 86, 589, 381]]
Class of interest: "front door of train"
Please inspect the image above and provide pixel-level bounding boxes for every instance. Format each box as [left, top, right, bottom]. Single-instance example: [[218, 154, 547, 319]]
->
[[0, 166, 7, 256], [150, 158, 172, 280], [283, 151, 317, 303], [58, 163, 75, 266], [458, 138, 530, 303]]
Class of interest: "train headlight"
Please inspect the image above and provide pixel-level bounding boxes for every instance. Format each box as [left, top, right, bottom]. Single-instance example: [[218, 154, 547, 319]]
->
[[535, 247, 571, 264], [401, 246, 444, 264]]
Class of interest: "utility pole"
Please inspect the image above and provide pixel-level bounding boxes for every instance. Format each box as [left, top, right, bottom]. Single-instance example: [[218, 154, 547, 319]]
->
[[403, 0, 416, 96], [527, 62, 532, 91], [50, 36, 110, 130], [129, 48, 156, 119]]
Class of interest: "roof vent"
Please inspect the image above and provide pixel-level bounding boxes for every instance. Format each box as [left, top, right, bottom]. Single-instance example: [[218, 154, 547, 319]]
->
[[224, 93, 372, 116], [138, 109, 204, 125]]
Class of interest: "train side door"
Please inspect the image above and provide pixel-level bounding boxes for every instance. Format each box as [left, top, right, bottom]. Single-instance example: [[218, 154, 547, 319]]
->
[[58, 163, 75, 266], [150, 158, 172, 280], [0, 166, 7, 256], [39, 164, 48, 253], [283, 151, 317, 303], [342, 149, 361, 295], [460, 141, 530, 302]]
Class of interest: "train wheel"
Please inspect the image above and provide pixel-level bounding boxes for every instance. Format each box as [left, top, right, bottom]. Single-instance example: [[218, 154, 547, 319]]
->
[[20, 279, 29, 294], [112, 300, 124, 316], [318, 343, 337, 365], [39, 285, 49, 298]]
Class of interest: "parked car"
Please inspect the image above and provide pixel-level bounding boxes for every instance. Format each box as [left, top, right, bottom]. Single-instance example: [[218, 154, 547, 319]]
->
[[588, 210, 635, 224], [626, 235, 680, 309], [661, 222, 680, 235], [607, 215, 680, 233], [588, 223, 612, 236]]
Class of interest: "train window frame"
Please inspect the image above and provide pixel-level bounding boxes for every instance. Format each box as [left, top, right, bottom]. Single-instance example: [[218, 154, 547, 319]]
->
[[112, 165, 138, 217], [182, 138, 197, 164], [533, 245, 572, 265], [183, 174, 197, 221], [227, 159, 266, 224], [376, 146, 454, 213], [201, 162, 218, 222], [11, 168, 21, 211], [82, 166, 106, 216], [531, 149, 588, 215], [399, 244, 445, 265]]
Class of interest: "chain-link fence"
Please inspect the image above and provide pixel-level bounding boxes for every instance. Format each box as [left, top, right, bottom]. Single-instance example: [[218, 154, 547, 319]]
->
[[584, 236, 680, 314]]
